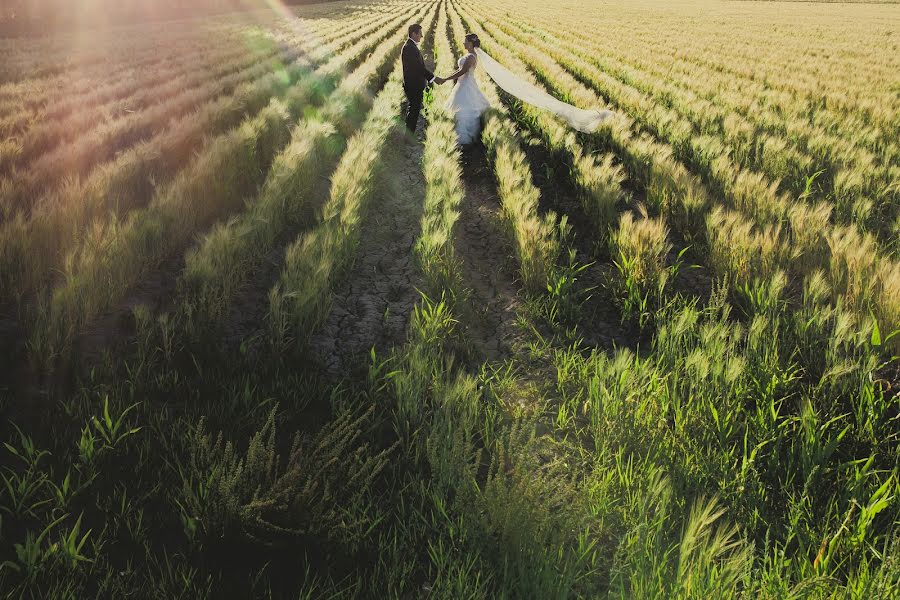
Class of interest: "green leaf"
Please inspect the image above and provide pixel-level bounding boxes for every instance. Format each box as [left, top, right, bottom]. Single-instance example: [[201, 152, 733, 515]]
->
[[870, 311, 882, 347], [103, 396, 113, 430]]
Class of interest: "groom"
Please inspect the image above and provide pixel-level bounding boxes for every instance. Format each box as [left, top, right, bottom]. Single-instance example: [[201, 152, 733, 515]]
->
[[402, 23, 444, 134]]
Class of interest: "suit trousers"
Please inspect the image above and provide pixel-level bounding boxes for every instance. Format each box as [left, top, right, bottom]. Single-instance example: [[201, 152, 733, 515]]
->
[[404, 85, 425, 134]]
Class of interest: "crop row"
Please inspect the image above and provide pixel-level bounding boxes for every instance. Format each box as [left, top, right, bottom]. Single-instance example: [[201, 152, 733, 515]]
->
[[383, 8, 611, 597], [0, 19, 253, 84], [549, 25, 900, 169], [457, 0, 899, 350], [24, 4, 426, 367], [445, 3, 563, 297], [479, 9, 898, 245], [451, 0, 668, 330], [0, 4, 424, 310], [0, 1, 413, 115], [393, 0, 467, 437], [0, 45, 195, 121], [269, 72, 408, 345], [0, 0, 409, 93], [449, 2, 631, 283], [186, 2, 436, 337], [0, 7, 410, 217], [449, 1, 749, 335], [268, 9, 441, 344], [0, 25, 278, 119], [0, 3, 368, 110], [497, 0, 900, 142], [1, 36, 307, 180], [402, 12, 898, 594], [415, 6, 466, 302], [0, 6, 393, 147]]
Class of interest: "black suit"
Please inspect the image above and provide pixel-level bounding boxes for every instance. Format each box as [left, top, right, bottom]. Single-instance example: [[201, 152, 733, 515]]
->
[[401, 38, 434, 134]]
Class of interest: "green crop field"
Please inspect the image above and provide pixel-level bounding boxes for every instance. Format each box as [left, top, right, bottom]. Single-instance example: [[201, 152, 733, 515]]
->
[[0, 0, 898, 596]]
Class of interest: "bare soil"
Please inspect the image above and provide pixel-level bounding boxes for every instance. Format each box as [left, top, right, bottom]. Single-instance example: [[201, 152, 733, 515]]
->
[[453, 142, 524, 364], [307, 133, 425, 377]]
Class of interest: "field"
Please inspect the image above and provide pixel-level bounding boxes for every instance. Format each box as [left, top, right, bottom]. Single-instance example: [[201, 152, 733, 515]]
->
[[0, 0, 898, 596]]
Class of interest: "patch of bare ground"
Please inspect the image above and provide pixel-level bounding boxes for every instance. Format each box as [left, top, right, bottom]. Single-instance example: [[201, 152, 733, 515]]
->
[[453, 142, 524, 364], [307, 133, 424, 377]]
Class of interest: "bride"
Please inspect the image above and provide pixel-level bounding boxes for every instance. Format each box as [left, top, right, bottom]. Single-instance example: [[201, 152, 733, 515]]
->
[[435, 33, 615, 146], [438, 33, 490, 145]]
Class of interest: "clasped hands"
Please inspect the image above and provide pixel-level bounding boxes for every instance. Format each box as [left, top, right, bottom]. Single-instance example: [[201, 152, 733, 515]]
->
[[433, 76, 451, 85]]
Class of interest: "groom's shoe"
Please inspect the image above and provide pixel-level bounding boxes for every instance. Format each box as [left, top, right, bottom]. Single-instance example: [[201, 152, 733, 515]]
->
[[402, 122, 421, 143], [401, 126, 415, 143]]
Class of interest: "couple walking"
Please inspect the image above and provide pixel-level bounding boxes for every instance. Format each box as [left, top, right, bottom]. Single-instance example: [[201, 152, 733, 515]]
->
[[400, 22, 615, 146]]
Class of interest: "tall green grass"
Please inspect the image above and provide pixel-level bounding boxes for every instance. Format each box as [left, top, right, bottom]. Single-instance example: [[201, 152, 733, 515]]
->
[[481, 113, 566, 295], [465, 5, 900, 349], [0, 6, 419, 308], [26, 11, 415, 368], [609, 207, 676, 327], [415, 7, 466, 302], [2, 2, 898, 598], [268, 69, 407, 345], [183, 3, 433, 336], [452, 3, 628, 263]]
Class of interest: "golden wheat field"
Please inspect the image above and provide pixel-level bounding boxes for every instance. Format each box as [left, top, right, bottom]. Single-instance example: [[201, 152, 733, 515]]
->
[[0, 0, 898, 596]]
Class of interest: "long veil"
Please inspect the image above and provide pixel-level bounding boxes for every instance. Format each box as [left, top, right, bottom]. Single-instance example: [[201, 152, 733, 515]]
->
[[475, 48, 613, 133]]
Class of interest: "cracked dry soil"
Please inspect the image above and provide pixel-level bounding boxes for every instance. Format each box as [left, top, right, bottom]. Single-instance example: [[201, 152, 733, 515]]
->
[[454, 142, 523, 364], [309, 134, 526, 375], [307, 133, 424, 376]]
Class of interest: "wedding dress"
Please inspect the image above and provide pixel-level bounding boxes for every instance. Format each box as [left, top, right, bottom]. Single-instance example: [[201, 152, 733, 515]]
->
[[445, 53, 491, 145], [475, 48, 613, 133]]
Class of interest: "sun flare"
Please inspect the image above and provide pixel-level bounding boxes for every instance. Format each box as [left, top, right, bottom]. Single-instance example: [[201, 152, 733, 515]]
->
[[1, 0, 899, 596]]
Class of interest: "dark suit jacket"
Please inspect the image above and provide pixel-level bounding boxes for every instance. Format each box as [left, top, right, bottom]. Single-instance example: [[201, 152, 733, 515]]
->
[[402, 38, 434, 92]]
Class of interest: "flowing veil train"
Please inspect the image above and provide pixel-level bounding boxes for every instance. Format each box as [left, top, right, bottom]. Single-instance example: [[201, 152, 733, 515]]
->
[[475, 48, 613, 133]]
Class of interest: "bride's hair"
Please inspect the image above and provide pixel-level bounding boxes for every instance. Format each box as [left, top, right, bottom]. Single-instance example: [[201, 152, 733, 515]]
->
[[465, 33, 481, 48]]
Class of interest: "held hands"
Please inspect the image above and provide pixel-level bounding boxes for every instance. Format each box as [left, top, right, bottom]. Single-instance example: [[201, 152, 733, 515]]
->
[[434, 76, 449, 85]]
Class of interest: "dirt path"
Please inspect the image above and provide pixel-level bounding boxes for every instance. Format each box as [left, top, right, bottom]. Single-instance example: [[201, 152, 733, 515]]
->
[[453, 143, 523, 364], [307, 133, 425, 377]]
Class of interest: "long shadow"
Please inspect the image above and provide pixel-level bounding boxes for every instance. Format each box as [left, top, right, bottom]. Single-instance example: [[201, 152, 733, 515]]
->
[[488, 85, 643, 353], [306, 136, 428, 379], [303, 10, 442, 379], [452, 140, 525, 367], [521, 131, 642, 352]]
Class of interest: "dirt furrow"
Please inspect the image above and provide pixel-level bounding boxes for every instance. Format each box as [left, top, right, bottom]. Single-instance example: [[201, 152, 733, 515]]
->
[[453, 143, 524, 364], [307, 137, 424, 377]]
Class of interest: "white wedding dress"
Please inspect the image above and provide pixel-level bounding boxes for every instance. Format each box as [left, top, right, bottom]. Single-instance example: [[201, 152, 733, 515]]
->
[[445, 53, 491, 145], [474, 48, 615, 134]]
